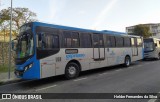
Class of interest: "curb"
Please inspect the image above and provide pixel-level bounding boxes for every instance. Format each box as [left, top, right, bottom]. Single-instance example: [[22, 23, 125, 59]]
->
[[0, 78, 22, 86]]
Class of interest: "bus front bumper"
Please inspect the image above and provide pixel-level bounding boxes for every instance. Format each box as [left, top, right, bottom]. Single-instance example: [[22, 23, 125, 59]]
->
[[144, 52, 157, 59], [14, 69, 24, 78], [15, 64, 40, 80]]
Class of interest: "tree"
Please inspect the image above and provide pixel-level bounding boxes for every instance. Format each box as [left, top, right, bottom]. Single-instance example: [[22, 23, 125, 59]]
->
[[0, 7, 37, 34], [132, 24, 152, 38]]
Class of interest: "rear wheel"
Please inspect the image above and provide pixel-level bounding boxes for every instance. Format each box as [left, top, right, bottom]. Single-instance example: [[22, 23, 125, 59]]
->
[[124, 56, 131, 67], [65, 62, 80, 79], [158, 53, 160, 60]]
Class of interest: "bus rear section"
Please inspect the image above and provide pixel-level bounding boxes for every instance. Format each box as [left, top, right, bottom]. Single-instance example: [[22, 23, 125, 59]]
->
[[144, 38, 160, 59]]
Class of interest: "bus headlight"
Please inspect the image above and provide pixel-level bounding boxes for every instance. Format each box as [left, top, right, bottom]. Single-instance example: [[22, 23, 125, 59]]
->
[[24, 66, 28, 71], [24, 63, 33, 71], [29, 63, 33, 68]]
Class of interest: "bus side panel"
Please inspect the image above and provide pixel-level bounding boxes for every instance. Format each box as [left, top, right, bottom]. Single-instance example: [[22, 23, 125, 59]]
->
[[114, 48, 125, 65], [114, 48, 132, 65], [106, 47, 132, 66], [106, 48, 116, 66], [132, 47, 143, 62], [79, 48, 92, 71], [39, 52, 69, 78], [39, 54, 57, 78], [55, 48, 92, 76]]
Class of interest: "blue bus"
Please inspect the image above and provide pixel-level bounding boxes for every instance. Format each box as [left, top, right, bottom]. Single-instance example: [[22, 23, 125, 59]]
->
[[13, 22, 143, 79]]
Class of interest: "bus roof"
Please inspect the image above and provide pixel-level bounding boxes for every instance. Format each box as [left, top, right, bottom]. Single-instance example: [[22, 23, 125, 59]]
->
[[32, 22, 125, 34], [31, 22, 141, 38]]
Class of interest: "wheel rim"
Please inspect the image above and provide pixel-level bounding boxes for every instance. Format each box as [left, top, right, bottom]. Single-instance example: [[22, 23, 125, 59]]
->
[[126, 58, 130, 66], [68, 66, 76, 75]]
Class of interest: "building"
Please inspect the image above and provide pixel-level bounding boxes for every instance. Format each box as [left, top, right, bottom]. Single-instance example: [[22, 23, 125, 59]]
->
[[126, 23, 160, 38]]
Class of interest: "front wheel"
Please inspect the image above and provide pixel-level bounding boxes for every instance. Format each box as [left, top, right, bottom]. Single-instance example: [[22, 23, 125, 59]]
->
[[124, 56, 131, 67], [65, 62, 80, 79]]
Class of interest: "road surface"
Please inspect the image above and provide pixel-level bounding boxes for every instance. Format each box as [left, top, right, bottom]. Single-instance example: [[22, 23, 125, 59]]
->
[[0, 60, 160, 102]]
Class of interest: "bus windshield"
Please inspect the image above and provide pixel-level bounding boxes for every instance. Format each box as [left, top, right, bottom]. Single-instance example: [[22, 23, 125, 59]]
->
[[16, 24, 34, 59], [144, 39, 154, 52]]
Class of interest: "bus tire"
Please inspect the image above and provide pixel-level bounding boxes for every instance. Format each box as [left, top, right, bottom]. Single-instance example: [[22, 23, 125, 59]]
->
[[65, 62, 80, 79], [158, 53, 160, 60], [124, 56, 131, 67]]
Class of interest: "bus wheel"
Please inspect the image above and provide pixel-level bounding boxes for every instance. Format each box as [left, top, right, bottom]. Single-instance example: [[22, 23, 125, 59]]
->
[[124, 56, 131, 67], [158, 53, 160, 60], [65, 62, 80, 79]]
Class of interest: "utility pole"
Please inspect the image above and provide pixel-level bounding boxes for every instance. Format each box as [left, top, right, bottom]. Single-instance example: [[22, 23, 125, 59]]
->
[[8, 0, 13, 79], [2, 27, 5, 66]]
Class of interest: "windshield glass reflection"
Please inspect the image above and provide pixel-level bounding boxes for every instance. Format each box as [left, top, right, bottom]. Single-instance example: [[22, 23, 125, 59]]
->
[[16, 33, 34, 59]]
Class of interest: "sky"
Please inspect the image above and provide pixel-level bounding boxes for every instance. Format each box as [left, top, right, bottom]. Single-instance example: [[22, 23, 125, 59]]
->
[[0, 0, 160, 32]]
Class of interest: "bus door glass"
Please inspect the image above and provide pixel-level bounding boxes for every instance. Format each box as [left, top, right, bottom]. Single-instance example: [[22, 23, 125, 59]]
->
[[36, 27, 60, 78], [131, 38, 138, 56], [93, 34, 105, 60], [40, 33, 59, 78]]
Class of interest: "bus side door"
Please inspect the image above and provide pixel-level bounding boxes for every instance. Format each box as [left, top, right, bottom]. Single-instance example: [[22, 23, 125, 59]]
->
[[93, 34, 105, 60], [131, 38, 138, 56]]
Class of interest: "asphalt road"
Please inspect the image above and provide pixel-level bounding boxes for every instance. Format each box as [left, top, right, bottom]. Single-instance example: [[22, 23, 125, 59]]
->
[[0, 60, 160, 102]]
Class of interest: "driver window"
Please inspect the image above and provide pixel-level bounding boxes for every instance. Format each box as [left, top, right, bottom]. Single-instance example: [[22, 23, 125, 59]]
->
[[37, 32, 59, 50]]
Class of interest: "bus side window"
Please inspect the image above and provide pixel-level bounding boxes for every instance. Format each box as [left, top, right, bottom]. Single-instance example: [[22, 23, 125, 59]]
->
[[63, 31, 72, 48], [37, 32, 46, 49], [93, 34, 99, 48], [106, 35, 110, 47], [131, 38, 137, 47], [157, 41, 160, 47], [106, 36, 116, 47], [99, 35, 104, 48], [72, 32, 80, 48], [80, 33, 92, 48], [131, 38, 134, 46], [110, 36, 116, 47], [115, 36, 124, 47], [93, 34, 104, 48], [52, 35, 59, 48], [41, 33, 59, 49], [124, 37, 131, 47], [137, 38, 142, 47]]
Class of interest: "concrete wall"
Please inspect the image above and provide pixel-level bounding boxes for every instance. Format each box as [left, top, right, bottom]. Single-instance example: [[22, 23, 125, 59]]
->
[[0, 42, 15, 65]]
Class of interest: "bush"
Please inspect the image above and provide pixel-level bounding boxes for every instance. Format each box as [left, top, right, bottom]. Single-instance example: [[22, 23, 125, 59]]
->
[[0, 64, 15, 73]]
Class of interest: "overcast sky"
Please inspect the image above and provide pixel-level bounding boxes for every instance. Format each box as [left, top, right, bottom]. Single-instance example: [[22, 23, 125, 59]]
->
[[1, 0, 160, 32]]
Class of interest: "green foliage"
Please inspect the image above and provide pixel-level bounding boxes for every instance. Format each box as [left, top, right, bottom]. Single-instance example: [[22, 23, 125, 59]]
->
[[0, 7, 37, 36], [0, 64, 14, 73], [133, 24, 152, 38]]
